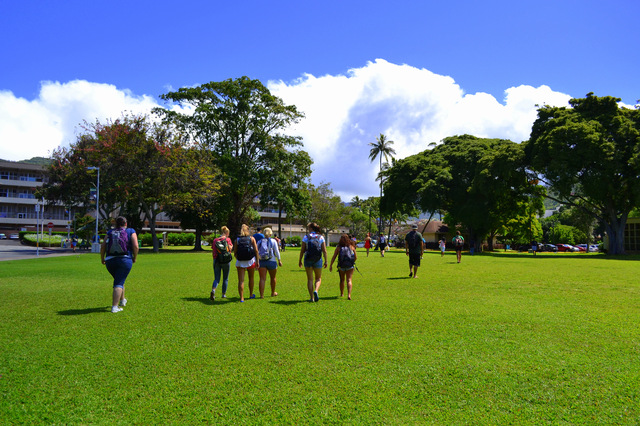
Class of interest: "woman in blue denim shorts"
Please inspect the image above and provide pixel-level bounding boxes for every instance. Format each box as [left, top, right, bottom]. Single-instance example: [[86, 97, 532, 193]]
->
[[101, 216, 139, 313], [257, 227, 282, 298], [298, 222, 327, 302]]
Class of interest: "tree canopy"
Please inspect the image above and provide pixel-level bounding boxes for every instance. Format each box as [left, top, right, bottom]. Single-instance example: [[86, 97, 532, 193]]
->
[[525, 93, 640, 254], [154, 77, 312, 237], [382, 135, 542, 250], [42, 114, 192, 251]]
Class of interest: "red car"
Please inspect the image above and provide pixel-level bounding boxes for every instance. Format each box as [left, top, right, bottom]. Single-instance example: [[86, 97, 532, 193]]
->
[[556, 244, 579, 252]]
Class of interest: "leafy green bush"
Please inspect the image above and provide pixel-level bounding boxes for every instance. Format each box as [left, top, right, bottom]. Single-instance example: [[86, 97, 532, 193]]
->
[[166, 233, 196, 246], [139, 233, 153, 247], [182, 233, 195, 246], [287, 236, 302, 246]]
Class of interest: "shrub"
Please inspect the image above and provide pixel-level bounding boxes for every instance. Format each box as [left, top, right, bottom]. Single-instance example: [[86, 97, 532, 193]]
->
[[288, 236, 302, 246], [140, 233, 153, 247]]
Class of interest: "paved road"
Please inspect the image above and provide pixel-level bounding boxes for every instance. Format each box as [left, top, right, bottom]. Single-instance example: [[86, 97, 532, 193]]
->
[[0, 239, 90, 261]]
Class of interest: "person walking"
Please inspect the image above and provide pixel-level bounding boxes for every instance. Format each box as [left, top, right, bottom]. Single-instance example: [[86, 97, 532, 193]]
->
[[298, 222, 328, 302], [100, 216, 139, 313], [439, 237, 446, 258], [210, 226, 233, 301], [379, 233, 387, 257], [253, 227, 265, 244], [329, 234, 357, 300], [234, 224, 260, 302], [364, 233, 372, 257], [257, 227, 282, 298], [453, 230, 464, 263], [405, 224, 423, 278]]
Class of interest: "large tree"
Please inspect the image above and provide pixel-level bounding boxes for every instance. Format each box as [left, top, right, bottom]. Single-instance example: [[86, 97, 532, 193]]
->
[[382, 135, 541, 250], [525, 93, 640, 254], [154, 77, 311, 237], [43, 115, 186, 252], [161, 147, 224, 251], [304, 182, 346, 238], [259, 140, 313, 239]]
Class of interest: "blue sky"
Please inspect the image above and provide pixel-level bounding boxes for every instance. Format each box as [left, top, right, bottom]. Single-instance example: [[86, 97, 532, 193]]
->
[[1, 0, 638, 199]]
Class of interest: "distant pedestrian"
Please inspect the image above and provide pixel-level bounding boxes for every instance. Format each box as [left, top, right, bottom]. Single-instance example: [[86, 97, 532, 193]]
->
[[364, 233, 372, 257], [379, 234, 387, 257], [210, 226, 233, 300], [405, 224, 424, 278], [101, 216, 138, 313], [329, 234, 358, 300], [257, 227, 282, 298], [235, 224, 260, 302], [531, 240, 538, 256], [439, 238, 446, 257], [453, 231, 464, 263], [299, 222, 328, 302]]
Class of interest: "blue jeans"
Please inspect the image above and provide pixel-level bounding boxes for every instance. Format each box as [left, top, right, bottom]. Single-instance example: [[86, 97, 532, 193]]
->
[[105, 257, 133, 288], [212, 258, 231, 294]]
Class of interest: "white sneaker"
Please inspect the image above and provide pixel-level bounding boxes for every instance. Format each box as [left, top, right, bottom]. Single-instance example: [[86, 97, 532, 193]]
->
[[111, 306, 123, 313], [119, 298, 127, 307]]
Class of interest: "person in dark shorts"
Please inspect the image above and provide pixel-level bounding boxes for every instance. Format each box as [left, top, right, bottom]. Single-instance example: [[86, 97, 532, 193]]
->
[[405, 224, 424, 278]]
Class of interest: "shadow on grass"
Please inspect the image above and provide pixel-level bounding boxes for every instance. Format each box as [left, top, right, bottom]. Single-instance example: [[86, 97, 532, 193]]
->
[[387, 276, 412, 281], [271, 295, 340, 305], [58, 306, 109, 315]]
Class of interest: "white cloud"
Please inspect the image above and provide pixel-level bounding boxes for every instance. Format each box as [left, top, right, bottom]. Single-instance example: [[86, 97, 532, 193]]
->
[[268, 59, 572, 200], [0, 80, 160, 161], [0, 62, 574, 202]]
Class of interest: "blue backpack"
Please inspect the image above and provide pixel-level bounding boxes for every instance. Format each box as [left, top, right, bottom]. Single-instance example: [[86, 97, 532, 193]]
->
[[338, 246, 355, 269], [107, 228, 129, 256], [305, 234, 322, 262]]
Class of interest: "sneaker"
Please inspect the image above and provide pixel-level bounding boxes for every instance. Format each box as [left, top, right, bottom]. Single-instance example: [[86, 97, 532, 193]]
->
[[210, 291, 215, 301], [119, 298, 127, 307], [409, 272, 413, 277], [313, 291, 319, 302], [250, 294, 256, 299], [111, 306, 122, 313], [222, 294, 226, 298]]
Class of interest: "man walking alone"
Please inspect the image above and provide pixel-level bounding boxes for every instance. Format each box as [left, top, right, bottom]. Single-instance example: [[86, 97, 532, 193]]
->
[[405, 224, 424, 278]]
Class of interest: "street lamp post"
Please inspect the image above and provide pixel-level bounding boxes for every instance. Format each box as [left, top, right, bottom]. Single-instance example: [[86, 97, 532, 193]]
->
[[87, 167, 100, 253]]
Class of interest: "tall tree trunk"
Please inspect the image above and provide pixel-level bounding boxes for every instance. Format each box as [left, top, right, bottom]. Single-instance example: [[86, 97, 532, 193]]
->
[[605, 210, 627, 255], [192, 226, 203, 251]]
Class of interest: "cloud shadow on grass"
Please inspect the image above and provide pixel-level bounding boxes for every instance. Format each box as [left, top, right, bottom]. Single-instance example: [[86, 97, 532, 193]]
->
[[58, 306, 110, 315]]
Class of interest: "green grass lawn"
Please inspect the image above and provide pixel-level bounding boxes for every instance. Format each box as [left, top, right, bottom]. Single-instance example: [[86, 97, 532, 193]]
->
[[1, 248, 638, 424]]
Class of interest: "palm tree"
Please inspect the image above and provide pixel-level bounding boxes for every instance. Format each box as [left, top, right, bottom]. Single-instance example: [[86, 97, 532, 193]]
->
[[368, 133, 396, 233]]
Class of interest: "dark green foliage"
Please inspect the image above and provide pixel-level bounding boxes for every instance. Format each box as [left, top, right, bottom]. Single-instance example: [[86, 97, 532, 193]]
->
[[382, 135, 542, 249], [155, 77, 312, 238], [525, 93, 640, 254]]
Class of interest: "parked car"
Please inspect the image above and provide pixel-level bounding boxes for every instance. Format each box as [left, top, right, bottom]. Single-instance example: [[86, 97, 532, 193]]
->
[[0, 233, 6, 239], [539, 243, 558, 252], [576, 244, 599, 252], [556, 244, 579, 252], [9, 233, 19, 240]]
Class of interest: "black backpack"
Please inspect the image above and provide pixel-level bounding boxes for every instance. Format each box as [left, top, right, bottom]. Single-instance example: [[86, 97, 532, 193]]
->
[[215, 238, 232, 264], [305, 234, 322, 262], [338, 246, 355, 269], [235, 236, 254, 261]]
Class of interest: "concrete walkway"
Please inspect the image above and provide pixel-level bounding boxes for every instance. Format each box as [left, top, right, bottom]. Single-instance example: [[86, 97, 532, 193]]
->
[[0, 239, 92, 261]]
